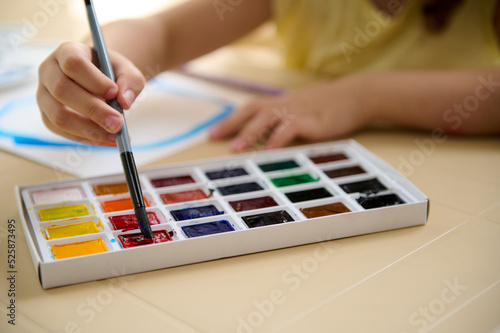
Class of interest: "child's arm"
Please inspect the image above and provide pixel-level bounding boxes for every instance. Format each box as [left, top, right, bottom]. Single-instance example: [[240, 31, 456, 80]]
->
[[209, 68, 500, 151], [36, 0, 271, 146], [369, 69, 500, 135], [99, 0, 271, 76]]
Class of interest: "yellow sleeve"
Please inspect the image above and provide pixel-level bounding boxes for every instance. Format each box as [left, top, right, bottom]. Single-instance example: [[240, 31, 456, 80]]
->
[[272, 0, 500, 77]]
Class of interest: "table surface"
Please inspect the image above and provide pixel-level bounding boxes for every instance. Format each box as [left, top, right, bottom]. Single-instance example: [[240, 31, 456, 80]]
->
[[1, 2, 500, 333]]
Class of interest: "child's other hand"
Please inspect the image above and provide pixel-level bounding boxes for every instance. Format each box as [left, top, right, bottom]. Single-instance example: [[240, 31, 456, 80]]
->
[[36, 42, 145, 146], [209, 75, 374, 151]]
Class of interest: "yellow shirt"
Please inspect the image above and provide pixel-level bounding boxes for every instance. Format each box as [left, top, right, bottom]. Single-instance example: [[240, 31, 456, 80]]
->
[[272, 0, 500, 77]]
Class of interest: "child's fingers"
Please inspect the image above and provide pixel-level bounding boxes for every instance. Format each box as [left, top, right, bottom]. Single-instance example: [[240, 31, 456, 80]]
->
[[229, 107, 281, 151], [37, 85, 119, 146], [40, 61, 124, 134], [37, 86, 118, 146], [40, 110, 117, 147], [111, 52, 146, 109], [266, 121, 297, 150], [208, 101, 262, 139], [37, 42, 147, 147], [54, 42, 118, 99]]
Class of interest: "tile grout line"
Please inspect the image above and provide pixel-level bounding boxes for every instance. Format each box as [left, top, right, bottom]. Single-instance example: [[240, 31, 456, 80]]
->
[[273, 220, 469, 332], [427, 278, 500, 332], [430, 199, 500, 223], [479, 201, 500, 216]]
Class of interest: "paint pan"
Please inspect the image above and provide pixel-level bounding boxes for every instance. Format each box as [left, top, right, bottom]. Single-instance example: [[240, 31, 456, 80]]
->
[[182, 220, 234, 238], [92, 182, 129, 196], [357, 193, 405, 209], [118, 230, 173, 248], [31, 187, 84, 205], [217, 182, 263, 196], [285, 187, 333, 203], [324, 166, 366, 179], [339, 178, 387, 194], [151, 175, 195, 188], [100, 196, 151, 213], [242, 210, 295, 228], [44, 221, 100, 239], [229, 196, 278, 212], [38, 204, 91, 222], [170, 204, 224, 221], [109, 212, 161, 230], [270, 173, 318, 188], [160, 189, 210, 204], [51, 239, 108, 260], [309, 152, 348, 164], [258, 160, 299, 172], [300, 202, 351, 218], [205, 167, 248, 180]]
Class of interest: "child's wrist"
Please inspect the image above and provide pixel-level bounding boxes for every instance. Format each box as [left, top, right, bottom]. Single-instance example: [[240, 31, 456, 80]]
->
[[355, 73, 381, 124]]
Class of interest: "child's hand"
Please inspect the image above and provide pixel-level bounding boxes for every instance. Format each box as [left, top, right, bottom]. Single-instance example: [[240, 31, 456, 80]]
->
[[209, 75, 375, 151], [37, 42, 145, 146]]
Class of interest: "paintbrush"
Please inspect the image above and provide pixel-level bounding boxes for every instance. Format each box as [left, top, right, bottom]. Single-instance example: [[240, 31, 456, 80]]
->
[[84, 0, 153, 240]]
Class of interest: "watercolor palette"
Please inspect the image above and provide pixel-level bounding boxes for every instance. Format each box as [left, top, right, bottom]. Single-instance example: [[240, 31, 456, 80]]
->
[[16, 140, 428, 288]]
